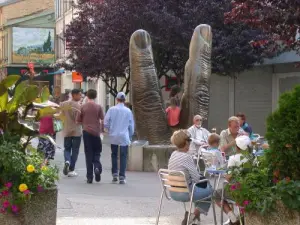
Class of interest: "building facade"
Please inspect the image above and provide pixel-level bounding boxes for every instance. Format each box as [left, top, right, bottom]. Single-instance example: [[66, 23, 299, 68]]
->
[[0, 0, 56, 90], [55, 0, 107, 108]]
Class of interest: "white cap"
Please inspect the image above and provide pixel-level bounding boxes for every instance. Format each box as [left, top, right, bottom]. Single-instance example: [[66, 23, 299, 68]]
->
[[236, 135, 251, 151], [116, 92, 126, 100]]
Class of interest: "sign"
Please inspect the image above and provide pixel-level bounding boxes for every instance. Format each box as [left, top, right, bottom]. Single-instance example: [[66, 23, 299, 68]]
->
[[12, 27, 55, 64], [72, 72, 83, 83]]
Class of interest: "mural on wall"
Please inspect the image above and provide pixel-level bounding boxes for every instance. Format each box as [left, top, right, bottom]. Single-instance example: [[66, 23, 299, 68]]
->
[[12, 27, 55, 64]]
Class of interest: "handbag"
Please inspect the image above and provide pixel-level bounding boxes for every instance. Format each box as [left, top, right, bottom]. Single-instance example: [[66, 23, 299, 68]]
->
[[53, 119, 63, 133]]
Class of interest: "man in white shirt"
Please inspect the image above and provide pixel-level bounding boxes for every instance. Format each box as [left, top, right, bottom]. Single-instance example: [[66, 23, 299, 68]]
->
[[187, 115, 210, 155]]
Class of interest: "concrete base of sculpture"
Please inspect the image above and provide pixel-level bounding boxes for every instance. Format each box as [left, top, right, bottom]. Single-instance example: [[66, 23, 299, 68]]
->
[[0, 188, 57, 225], [143, 145, 177, 172], [127, 140, 149, 171]]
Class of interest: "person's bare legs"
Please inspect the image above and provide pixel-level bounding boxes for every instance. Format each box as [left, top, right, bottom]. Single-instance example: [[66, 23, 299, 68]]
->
[[216, 200, 239, 224]]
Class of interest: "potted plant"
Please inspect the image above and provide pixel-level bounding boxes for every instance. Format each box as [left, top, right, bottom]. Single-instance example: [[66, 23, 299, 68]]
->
[[0, 75, 59, 225], [226, 85, 300, 225]]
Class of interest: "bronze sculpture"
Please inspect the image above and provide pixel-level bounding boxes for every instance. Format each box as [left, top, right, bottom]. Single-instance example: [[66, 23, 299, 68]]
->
[[130, 25, 212, 144]]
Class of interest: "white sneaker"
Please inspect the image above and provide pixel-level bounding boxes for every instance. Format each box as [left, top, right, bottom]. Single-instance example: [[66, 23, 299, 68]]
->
[[68, 171, 78, 177]]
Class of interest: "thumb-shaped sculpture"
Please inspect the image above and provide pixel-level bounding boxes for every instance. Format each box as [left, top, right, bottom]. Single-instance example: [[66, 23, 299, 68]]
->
[[180, 24, 212, 129], [129, 30, 172, 144], [130, 25, 212, 144]]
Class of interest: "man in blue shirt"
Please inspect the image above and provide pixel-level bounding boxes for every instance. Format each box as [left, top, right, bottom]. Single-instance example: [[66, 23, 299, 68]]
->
[[104, 92, 135, 184]]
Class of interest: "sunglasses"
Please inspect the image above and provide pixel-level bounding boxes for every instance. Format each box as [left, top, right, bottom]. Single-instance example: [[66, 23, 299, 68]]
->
[[195, 119, 202, 122]]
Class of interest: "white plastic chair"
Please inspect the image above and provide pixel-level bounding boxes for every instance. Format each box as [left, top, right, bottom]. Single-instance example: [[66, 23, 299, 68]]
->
[[156, 169, 217, 225], [195, 148, 226, 176]]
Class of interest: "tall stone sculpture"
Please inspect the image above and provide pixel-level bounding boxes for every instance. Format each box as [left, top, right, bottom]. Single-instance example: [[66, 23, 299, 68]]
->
[[129, 30, 172, 144], [180, 24, 212, 129], [130, 24, 212, 144]]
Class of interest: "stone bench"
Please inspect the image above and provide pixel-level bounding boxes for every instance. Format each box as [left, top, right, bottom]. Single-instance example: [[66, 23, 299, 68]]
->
[[127, 141, 177, 172]]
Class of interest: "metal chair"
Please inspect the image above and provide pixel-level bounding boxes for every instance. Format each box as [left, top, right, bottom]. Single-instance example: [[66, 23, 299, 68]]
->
[[156, 169, 217, 225]]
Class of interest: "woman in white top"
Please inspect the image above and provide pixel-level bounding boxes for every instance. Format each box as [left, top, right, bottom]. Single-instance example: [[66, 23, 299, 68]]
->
[[168, 130, 212, 225]]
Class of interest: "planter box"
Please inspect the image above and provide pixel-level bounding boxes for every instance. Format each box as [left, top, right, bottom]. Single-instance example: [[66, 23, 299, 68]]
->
[[0, 188, 58, 225], [245, 202, 300, 225]]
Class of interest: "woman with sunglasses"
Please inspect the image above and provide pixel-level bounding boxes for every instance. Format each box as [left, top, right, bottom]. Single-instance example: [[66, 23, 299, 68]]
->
[[168, 130, 213, 225]]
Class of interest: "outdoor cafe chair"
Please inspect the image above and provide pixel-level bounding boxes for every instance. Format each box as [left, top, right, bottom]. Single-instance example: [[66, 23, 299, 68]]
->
[[156, 169, 217, 225]]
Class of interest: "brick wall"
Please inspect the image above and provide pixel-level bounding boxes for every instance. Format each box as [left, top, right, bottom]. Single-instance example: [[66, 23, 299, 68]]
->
[[1, 0, 54, 25]]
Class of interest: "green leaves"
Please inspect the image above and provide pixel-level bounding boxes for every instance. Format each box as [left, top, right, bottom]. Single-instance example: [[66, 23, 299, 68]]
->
[[36, 107, 58, 120], [0, 91, 8, 112], [1, 75, 20, 88], [0, 75, 20, 111], [40, 86, 50, 103]]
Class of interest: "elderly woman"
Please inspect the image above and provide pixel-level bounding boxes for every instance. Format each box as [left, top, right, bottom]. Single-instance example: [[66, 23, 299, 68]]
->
[[168, 130, 212, 225]]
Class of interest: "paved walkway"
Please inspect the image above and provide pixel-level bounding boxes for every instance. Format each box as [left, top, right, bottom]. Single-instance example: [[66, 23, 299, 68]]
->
[[54, 133, 223, 225]]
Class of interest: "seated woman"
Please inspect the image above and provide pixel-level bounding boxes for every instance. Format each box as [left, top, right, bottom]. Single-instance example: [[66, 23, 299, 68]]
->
[[168, 130, 212, 225]]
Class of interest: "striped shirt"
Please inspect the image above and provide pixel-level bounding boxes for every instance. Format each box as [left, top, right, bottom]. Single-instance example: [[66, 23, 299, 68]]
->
[[168, 150, 201, 185]]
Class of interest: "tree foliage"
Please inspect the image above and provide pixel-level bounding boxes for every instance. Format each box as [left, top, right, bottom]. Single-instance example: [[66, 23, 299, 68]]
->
[[65, 0, 267, 96], [225, 0, 300, 54]]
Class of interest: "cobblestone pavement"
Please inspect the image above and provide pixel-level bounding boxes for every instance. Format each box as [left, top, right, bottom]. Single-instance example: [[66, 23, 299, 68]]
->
[[54, 133, 224, 225]]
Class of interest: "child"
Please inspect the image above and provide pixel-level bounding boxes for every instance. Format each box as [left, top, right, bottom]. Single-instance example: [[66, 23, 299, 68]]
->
[[206, 133, 225, 168], [165, 97, 180, 132]]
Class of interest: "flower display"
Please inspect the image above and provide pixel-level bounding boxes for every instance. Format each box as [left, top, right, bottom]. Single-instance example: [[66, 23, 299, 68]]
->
[[27, 165, 35, 173], [37, 185, 44, 192], [0, 76, 59, 216], [11, 205, 19, 213], [243, 200, 250, 206], [19, 183, 28, 192], [4, 182, 12, 189], [23, 190, 30, 195], [1, 190, 9, 197], [41, 166, 48, 171], [2, 200, 10, 208]]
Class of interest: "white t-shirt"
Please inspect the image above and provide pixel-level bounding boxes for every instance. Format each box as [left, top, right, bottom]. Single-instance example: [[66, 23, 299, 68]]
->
[[227, 153, 248, 168]]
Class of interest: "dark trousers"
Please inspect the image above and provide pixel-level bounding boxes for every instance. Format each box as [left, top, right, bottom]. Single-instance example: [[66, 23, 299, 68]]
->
[[83, 130, 102, 180], [64, 136, 81, 171], [111, 144, 128, 179]]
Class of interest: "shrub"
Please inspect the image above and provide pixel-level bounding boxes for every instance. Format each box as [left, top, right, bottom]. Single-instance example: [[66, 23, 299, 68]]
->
[[265, 85, 300, 180]]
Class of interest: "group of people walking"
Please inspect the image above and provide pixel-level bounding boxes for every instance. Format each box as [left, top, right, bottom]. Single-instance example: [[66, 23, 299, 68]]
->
[[38, 88, 134, 185], [61, 89, 134, 184]]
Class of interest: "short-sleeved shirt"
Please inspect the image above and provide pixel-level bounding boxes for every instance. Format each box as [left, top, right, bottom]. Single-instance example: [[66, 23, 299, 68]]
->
[[166, 106, 180, 126], [76, 101, 104, 137], [168, 151, 201, 185], [60, 100, 82, 137], [219, 128, 245, 156]]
